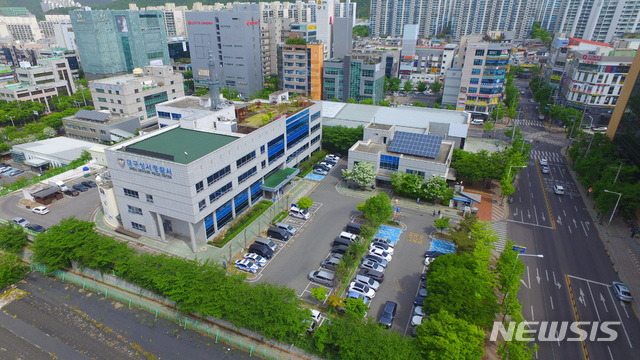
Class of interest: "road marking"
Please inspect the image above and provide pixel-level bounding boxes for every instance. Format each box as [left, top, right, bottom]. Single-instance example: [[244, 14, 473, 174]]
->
[[527, 209, 531, 219], [533, 205, 539, 224], [578, 288, 586, 306], [587, 282, 602, 321], [607, 289, 633, 348], [505, 219, 554, 229], [563, 209, 567, 216], [546, 269, 549, 281], [581, 221, 588, 236], [621, 302, 630, 318], [573, 218, 577, 228], [531, 305, 535, 321], [514, 208, 519, 217], [574, 205, 578, 212], [553, 271, 561, 289], [568, 226, 572, 234], [536, 268, 541, 284], [567, 274, 611, 287], [600, 293, 609, 312], [550, 296, 555, 310], [608, 346, 614, 359], [557, 215, 562, 225]]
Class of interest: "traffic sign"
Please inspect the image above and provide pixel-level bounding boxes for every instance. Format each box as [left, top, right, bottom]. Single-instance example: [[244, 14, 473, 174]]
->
[[512, 245, 526, 254]]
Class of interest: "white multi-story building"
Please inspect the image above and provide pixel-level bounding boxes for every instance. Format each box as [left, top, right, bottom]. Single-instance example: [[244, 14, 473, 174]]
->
[[89, 65, 184, 122], [0, 12, 43, 42], [370, 0, 428, 38], [128, 2, 188, 36]]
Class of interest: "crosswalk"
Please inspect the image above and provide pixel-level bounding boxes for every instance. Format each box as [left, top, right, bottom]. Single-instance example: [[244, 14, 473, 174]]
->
[[491, 221, 507, 253], [514, 119, 546, 127], [527, 131, 567, 146], [530, 149, 564, 164]]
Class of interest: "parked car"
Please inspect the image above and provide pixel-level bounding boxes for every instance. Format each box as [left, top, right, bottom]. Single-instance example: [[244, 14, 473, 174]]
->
[[0, 166, 11, 173], [345, 291, 371, 307], [267, 226, 291, 241], [338, 231, 358, 242], [244, 253, 267, 267], [234, 259, 259, 273], [313, 168, 328, 176], [354, 274, 380, 291], [64, 189, 80, 197], [331, 244, 350, 255], [332, 237, 352, 248], [372, 236, 395, 248], [319, 161, 333, 169], [413, 296, 425, 306], [541, 166, 550, 174], [9, 169, 24, 176], [313, 164, 331, 172], [248, 243, 274, 259], [470, 119, 484, 125], [345, 222, 362, 235], [32, 206, 49, 215], [290, 205, 310, 220], [362, 253, 389, 268], [323, 158, 337, 165], [368, 248, 392, 262], [358, 268, 385, 283], [275, 222, 297, 235], [348, 281, 376, 299], [308, 270, 335, 287], [81, 180, 97, 188], [378, 301, 398, 329], [592, 126, 608, 132], [411, 315, 424, 326], [321, 255, 341, 271], [414, 306, 425, 316], [360, 260, 385, 272], [11, 217, 30, 228], [27, 224, 46, 233], [73, 184, 89, 192], [424, 251, 445, 258], [553, 185, 565, 195], [304, 309, 322, 333], [370, 242, 394, 255], [612, 281, 632, 302], [254, 237, 278, 252]]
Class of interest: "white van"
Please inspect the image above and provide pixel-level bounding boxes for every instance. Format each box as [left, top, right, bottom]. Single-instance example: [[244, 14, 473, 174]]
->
[[290, 205, 310, 220]]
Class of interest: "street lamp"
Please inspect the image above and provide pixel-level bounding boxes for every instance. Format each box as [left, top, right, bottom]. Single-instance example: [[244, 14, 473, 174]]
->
[[604, 190, 622, 226], [507, 165, 527, 179], [613, 161, 623, 184]]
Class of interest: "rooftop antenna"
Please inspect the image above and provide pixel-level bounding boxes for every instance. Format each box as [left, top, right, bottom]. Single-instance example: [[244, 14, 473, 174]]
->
[[184, 151, 188, 162], [207, 51, 222, 110]]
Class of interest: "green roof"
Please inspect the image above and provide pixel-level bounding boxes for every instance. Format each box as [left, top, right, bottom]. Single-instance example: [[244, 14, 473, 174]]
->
[[262, 168, 299, 192], [123, 128, 238, 164]]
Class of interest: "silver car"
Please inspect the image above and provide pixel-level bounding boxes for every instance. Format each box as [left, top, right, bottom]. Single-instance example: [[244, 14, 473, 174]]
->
[[308, 270, 335, 287], [360, 260, 385, 273], [612, 281, 632, 302], [354, 274, 380, 291]]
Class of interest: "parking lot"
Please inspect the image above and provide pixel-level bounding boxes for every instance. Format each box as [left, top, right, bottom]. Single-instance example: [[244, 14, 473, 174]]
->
[[249, 157, 445, 334], [0, 161, 38, 186], [0, 174, 102, 230]]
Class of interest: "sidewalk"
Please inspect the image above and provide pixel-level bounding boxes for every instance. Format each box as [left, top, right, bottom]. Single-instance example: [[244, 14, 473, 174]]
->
[[92, 178, 319, 263], [562, 148, 640, 318]]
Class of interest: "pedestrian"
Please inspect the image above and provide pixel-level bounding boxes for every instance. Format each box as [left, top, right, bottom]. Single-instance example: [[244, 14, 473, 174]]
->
[[433, 210, 437, 216], [437, 210, 441, 216]]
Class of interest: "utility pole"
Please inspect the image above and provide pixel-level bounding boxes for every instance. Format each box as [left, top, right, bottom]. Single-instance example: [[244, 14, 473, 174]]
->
[[614, 161, 623, 184]]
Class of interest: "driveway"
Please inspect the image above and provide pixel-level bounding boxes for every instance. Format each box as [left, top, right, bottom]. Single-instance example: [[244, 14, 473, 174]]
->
[[0, 176, 101, 228]]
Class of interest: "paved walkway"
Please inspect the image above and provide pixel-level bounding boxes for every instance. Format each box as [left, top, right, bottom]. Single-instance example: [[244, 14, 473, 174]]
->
[[562, 148, 640, 318]]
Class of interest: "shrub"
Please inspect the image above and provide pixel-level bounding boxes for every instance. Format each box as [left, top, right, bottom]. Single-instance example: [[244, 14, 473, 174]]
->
[[0, 223, 28, 253], [0, 253, 27, 288], [209, 200, 272, 247], [311, 286, 327, 301]]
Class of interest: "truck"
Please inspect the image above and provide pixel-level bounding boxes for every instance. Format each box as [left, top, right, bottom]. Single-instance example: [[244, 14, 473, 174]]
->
[[48, 179, 69, 191]]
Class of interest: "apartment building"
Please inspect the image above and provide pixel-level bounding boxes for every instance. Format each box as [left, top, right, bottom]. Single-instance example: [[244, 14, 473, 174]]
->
[[280, 42, 324, 99], [89, 65, 184, 122], [0, 9, 43, 42], [323, 52, 385, 103], [261, 17, 292, 78]]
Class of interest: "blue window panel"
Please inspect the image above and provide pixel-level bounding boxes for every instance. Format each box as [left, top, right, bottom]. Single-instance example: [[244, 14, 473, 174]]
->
[[216, 201, 233, 229], [380, 154, 400, 171], [286, 109, 309, 125], [171, 113, 182, 119], [205, 213, 215, 238], [234, 189, 249, 204], [157, 111, 171, 118], [234, 189, 250, 215], [251, 180, 263, 195], [310, 111, 320, 120]]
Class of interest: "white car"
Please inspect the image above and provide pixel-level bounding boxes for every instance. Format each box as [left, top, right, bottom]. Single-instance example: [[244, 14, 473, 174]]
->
[[360, 260, 385, 273], [372, 236, 396, 248], [539, 158, 548, 166], [414, 306, 425, 316], [234, 259, 260, 273], [368, 247, 392, 262], [244, 253, 267, 267], [411, 315, 424, 326], [348, 281, 376, 299], [290, 205, 310, 220], [32, 206, 49, 215], [470, 119, 484, 125], [592, 126, 608, 132], [553, 185, 565, 195], [354, 274, 380, 291], [424, 256, 437, 266], [370, 243, 394, 255]]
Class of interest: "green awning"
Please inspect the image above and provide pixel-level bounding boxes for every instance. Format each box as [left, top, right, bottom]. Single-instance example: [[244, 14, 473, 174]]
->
[[261, 168, 299, 192]]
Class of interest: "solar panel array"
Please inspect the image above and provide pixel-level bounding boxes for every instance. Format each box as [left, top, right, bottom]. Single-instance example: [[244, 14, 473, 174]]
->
[[387, 131, 443, 159], [75, 109, 109, 122]]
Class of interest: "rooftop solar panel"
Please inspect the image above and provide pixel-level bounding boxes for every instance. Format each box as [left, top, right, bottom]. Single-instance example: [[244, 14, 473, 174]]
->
[[388, 131, 443, 159], [75, 109, 109, 122]]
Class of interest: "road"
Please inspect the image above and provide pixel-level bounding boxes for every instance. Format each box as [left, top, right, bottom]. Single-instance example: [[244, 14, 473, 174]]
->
[[503, 83, 640, 359]]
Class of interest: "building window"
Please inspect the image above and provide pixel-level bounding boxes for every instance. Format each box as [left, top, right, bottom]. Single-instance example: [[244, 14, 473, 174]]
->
[[380, 155, 399, 171], [127, 205, 143, 215], [131, 222, 146, 232], [95, 88, 105, 93], [406, 169, 426, 177], [471, 68, 481, 75], [238, 166, 257, 184], [473, 59, 483, 66], [198, 199, 206, 211], [124, 188, 139, 198], [475, 49, 485, 56], [468, 87, 478, 93], [216, 200, 233, 229], [195, 181, 204, 193], [209, 182, 232, 203], [207, 165, 231, 186], [261, 160, 266, 169], [470, 78, 479, 84], [236, 150, 256, 168], [97, 97, 107, 102], [146, 194, 154, 203], [260, 145, 265, 154]]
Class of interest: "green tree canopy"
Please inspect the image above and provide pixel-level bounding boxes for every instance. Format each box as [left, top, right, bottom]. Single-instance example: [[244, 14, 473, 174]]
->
[[357, 192, 393, 224], [414, 310, 485, 360], [343, 161, 376, 189], [0, 223, 28, 253], [430, 80, 443, 93], [285, 37, 307, 45], [352, 25, 369, 37], [416, 81, 428, 92], [403, 80, 414, 92], [321, 125, 364, 154], [0, 253, 27, 289], [297, 197, 313, 210]]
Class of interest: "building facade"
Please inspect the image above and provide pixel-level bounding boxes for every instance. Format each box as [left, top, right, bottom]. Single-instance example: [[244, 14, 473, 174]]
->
[[370, 0, 428, 38], [261, 17, 292, 78], [63, 109, 141, 143], [71, 10, 170, 77], [280, 42, 324, 100], [89, 65, 184, 122], [186, 5, 263, 98], [0, 12, 43, 42], [323, 53, 385, 103], [104, 101, 323, 250]]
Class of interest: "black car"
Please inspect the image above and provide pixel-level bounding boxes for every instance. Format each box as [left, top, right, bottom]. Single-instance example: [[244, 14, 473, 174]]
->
[[73, 184, 89, 192], [248, 243, 274, 259], [27, 224, 46, 233], [379, 301, 397, 329], [362, 254, 388, 268], [266, 226, 291, 241], [358, 268, 384, 283], [413, 296, 425, 306], [331, 244, 350, 255], [64, 189, 80, 197], [424, 251, 445, 258], [81, 180, 97, 188], [314, 164, 331, 172]]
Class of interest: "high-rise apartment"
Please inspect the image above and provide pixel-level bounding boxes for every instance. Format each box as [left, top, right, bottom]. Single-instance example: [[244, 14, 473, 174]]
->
[[71, 10, 170, 78], [186, 4, 263, 98], [370, 0, 428, 38], [280, 42, 324, 99]]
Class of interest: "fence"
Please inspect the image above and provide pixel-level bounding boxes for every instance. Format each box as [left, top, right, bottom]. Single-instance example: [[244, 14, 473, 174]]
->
[[29, 263, 315, 360]]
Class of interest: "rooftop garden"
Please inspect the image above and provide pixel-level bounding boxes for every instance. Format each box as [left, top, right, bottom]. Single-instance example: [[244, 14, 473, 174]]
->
[[239, 99, 311, 127]]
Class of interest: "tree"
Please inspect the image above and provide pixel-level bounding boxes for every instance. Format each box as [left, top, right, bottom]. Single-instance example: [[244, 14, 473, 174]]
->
[[342, 161, 376, 189], [391, 172, 425, 199], [0, 253, 27, 288], [352, 25, 369, 37], [357, 192, 393, 224], [194, 87, 210, 96], [42, 127, 57, 138], [414, 310, 485, 360], [182, 70, 193, 79], [297, 197, 313, 210], [346, 98, 357, 103], [403, 80, 414, 92], [412, 102, 427, 107], [483, 121, 495, 132], [0, 224, 28, 253], [285, 38, 307, 45], [423, 176, 454, 204], [430, 80, 443, 93], [360, 98, 374, 105], [434, 217, 450, 232], [344, 297, 368, 318], [530, 22, 552, 46], [446, 105, 455, 110], [311, 286, 327, 301], [321, 125, 364, 154], [378, 100, 390, 107], [416, 81, 428, 92], [388, 78, 401, 92]]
